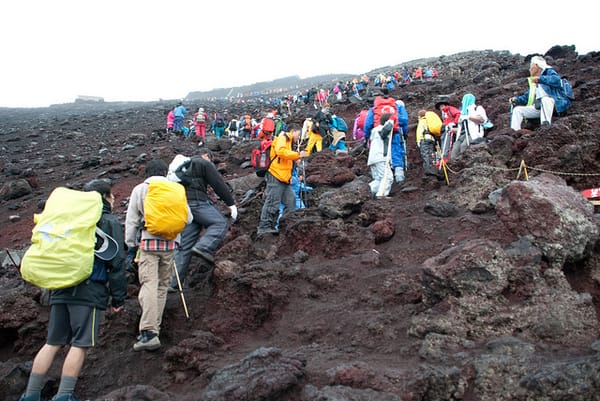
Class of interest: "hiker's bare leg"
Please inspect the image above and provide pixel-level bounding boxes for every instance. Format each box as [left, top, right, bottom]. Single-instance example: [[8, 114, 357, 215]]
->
[[31, 344, 61, 374], [61, 346, 87, 377]]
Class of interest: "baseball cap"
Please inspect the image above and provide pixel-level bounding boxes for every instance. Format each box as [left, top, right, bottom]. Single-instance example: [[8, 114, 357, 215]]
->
[[94, 227, 119, 260]]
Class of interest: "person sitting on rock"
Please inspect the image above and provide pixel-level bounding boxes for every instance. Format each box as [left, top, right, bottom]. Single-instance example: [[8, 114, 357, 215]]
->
[[509, 55, 571, 130]]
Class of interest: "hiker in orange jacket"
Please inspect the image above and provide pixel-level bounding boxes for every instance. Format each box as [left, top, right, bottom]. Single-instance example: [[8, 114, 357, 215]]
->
[[257, 124, 307, 236]]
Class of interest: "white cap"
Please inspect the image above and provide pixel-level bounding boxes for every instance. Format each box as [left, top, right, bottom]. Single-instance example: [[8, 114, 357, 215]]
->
[[530, 56, 550, 69]]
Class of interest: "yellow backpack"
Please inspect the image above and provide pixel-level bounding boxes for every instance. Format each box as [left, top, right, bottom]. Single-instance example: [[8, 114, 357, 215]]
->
[[144, 180, 188, 240], [21, 187, 102, 289]]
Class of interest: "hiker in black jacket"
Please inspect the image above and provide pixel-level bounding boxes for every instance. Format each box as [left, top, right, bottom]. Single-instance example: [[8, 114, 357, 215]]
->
[[19, 179, 127, 401], [168, 148, 237, 292]]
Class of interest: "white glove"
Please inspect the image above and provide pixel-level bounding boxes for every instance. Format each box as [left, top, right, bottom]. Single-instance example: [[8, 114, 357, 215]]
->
[[229, 205, 238, 222]]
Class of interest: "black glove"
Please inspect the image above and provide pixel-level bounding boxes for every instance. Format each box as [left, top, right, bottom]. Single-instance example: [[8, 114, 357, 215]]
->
[[380, 123, 392, 140], [126, 246, 139, 274]]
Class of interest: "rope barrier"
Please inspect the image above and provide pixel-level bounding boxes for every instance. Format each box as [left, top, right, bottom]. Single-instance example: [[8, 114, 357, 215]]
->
[[437, 159, 600, 185]]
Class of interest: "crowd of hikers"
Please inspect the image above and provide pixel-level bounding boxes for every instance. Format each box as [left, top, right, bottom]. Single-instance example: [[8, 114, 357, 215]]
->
[[159, 54, 574, 199], [16, 55, 574, 401]]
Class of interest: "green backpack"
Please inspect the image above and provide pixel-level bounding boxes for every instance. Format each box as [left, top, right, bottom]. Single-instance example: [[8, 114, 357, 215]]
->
[[21, 187, 103, 290]]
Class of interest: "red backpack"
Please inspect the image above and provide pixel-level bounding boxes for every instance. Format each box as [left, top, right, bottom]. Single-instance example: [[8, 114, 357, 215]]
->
[[251, 140, 275, 177], [373, 96, 399, 131]]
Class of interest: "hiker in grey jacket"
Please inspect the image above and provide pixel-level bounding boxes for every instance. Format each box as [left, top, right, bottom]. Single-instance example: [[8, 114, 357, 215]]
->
[[125, 159, 192, 352]]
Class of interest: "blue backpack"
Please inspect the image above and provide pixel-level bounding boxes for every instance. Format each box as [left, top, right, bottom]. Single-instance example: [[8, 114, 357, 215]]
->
[[332, 116, 348, 133], [560, 77, 575, 101]]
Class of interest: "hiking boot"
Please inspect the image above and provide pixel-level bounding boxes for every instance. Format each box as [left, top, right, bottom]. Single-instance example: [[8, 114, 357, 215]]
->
[[191, 248, 214, 263], [257, 228, 279, 236], [133, 331, 161, 351], [19, 394, 40, 401], [50, 395, 83, 401], [541, 121, 550, 126]]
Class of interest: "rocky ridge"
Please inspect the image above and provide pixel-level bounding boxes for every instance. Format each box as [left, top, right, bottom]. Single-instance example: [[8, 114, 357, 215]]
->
[[1, 45, 600, 401]]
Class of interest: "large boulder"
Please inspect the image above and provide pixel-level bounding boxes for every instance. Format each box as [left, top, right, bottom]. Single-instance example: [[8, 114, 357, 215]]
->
[[495, 174, 598, 268]]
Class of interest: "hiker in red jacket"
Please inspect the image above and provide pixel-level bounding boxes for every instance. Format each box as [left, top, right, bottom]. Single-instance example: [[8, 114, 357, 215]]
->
[[436, 100, 461, 160]]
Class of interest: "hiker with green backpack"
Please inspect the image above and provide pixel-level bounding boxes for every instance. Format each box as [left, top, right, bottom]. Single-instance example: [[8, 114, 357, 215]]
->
[[19, 179, 127, 401]]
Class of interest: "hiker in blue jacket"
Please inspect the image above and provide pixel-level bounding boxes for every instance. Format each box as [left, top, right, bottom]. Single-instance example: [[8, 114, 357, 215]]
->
[[19, 179, 127, 401], [173, 102, 187, 133], [509, 55, 572, 130], [363, 95, 408, 184]]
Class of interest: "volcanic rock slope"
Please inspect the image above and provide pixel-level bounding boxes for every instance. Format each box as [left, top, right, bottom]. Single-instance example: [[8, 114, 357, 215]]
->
[[1, 46, 600, 401]]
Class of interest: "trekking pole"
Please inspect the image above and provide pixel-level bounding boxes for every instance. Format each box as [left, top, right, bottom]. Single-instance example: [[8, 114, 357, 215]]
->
[[400, 127, 408, 172], [540, 98, 549, 124], [5, 249, 21, 272], [296, 134, 307, 207], [300, 159, 308, 207], [449, 121, 462, 160], [376, 122, 394, 197], [172, 259, 189, 319], [440, 131, 447, 163]]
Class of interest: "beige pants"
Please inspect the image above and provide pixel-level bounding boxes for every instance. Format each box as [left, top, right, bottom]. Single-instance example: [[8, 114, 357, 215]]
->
[[510, 96, 555, 130], [138, 250, 174, 334]]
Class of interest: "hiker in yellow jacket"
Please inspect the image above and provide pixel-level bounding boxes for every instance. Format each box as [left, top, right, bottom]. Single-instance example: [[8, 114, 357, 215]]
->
[[416, 109, 442, 176], [257, 124, 307, 236], [306, 103, 332, 156]]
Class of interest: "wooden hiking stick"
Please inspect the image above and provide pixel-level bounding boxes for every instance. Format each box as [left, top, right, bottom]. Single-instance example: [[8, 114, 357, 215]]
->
[[376, 121, 394, 197], [172, 259, 189, 319]]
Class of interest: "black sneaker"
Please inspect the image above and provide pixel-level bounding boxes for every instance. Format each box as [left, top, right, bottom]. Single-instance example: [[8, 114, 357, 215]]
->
[[191, 248, 214, 263]]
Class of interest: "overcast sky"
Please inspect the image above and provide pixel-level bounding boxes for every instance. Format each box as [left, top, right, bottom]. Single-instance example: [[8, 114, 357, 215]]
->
[[0, 0, 595, 108]]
